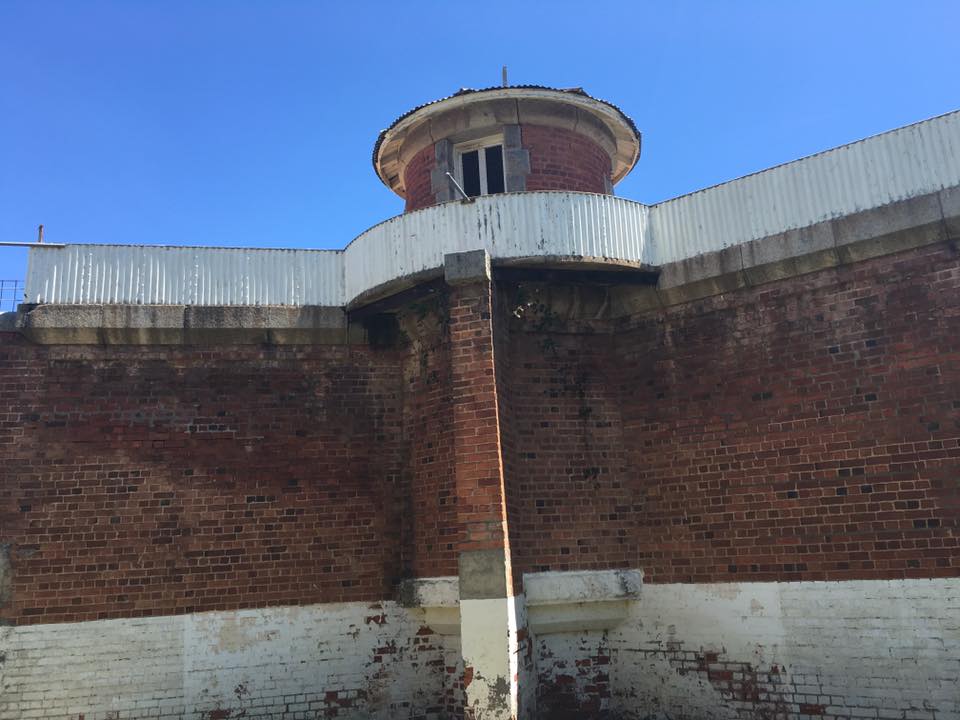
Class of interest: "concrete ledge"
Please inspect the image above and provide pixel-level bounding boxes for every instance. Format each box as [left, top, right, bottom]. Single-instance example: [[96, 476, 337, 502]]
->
[[658, 245, 744, 290], [741, 221, 838, 286], [398, 576, 460, 609], [942, 185, 960, 238], [649, 190, 956, 311], [523, 569, 642, 606], [398, 576, 461, 636], [8, 304, 356, 345], [522, 569, 643, 635]]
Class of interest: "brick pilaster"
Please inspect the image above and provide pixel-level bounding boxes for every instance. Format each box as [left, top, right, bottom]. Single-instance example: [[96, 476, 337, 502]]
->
[[445, 250, 521, 719]]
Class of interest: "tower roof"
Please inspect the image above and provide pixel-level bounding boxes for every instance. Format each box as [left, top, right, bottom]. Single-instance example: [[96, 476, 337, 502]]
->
[[373, 85, 642, 198]]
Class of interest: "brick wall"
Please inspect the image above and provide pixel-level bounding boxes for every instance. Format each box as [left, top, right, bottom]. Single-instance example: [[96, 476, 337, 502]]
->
[[493, 289, 526, 590], [521, 125, 611, 194], [400, 124, 613, 213], [447, 281, 509, 557], [0, 339, 407, 625], [398, 296, 459, 578], [495, 242, 960, 585], [494, 286, 633, 587], [404, 143, 436, 213], [3, 236, 959, 717], [610, 579, 960, 719], [530, 578, 960, 719], [0, 600, 454, 720]]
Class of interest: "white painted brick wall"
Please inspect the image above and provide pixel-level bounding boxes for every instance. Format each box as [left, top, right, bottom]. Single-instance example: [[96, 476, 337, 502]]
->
[[3, 580, 958, 719], [602, 578, 960, 719], [0, 601, 453, 720]]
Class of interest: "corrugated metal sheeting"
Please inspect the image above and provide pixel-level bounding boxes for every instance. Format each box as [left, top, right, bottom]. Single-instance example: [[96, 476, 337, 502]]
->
[[23, 110, 960, 307], [342, 192, 648, 301], [26, 245, 344, 306], [648, 110, 960, 265], [26, 194, 648, 307]]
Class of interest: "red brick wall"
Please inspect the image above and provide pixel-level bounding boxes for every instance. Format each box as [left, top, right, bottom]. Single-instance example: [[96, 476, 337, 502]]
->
[[404, 143, 436, 213], [495, 242, 960, 585], [493, 290, 526, 589], [448, 281, 510, 558], [400, 124, 613, 212], [3, 242, 958, 629], [399, 298, 459, 578], [522, 125, 612, 194], [0, 340, 406, 625], [495, 322, 636, 585]]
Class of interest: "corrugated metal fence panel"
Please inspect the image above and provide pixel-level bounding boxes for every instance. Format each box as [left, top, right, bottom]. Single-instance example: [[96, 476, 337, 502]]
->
[[26, 245, 344, 306], [343, 192, 648, 300], [650, 110, 960, 265]]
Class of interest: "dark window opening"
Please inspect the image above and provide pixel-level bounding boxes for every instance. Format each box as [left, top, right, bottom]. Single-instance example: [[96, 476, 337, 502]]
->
[[485, 145, 505, 194], [461, 149, 481, 197]]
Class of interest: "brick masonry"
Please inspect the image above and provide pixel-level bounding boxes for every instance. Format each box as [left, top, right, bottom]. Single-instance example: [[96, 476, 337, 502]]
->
[[496, 241, 960, 587], [398, 295, 459, 579], [0, 600, 458, 720], [2, 578, 955, 719], [401, 123, 613, 212], [0, 342, 409, 624], [549, 579, 960, 719], [404, 144, 436, 213], [520, 125, 612, 195], [2, 238, 959, 718]]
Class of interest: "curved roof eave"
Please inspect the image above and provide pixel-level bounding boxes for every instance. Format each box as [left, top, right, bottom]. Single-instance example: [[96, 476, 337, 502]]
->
[[372, 85, 641, 192]]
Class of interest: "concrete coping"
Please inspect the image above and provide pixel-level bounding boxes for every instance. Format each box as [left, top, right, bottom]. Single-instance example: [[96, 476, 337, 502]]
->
[[522, 569, 643, 607], [523, 569, 643, 634], [1, 303, 360, 346], [397, 569, 645, 609], [398, 576, 460, 609], [612, 187, 960, 316]]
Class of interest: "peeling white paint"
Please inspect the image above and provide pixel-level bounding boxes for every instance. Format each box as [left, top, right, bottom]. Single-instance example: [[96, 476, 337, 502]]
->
[[606, 579, 960, 718], [2, 579, 958, 718], [0, 601, 455, 720], [459, 597, 519, 720]]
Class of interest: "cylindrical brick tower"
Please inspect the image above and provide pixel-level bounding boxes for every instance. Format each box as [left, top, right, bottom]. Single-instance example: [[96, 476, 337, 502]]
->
[[373, 86, 642, 212]]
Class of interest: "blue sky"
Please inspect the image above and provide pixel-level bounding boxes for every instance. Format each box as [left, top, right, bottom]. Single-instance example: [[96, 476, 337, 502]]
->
[[1, 1, 958, 284]]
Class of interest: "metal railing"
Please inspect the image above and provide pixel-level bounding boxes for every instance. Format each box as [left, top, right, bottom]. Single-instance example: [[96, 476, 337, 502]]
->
[[0, 279, 24, 312]]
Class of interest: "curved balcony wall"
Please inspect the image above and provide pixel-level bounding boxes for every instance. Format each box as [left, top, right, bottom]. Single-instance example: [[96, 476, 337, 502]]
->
[[342, 191, 649, 304]]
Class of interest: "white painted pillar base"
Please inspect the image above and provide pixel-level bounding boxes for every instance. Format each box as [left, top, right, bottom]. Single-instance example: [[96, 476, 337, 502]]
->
[[460, 597, 521, 720]]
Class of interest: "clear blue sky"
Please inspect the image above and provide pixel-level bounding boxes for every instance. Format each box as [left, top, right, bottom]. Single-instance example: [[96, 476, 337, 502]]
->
[[2, 1, 958, 283]]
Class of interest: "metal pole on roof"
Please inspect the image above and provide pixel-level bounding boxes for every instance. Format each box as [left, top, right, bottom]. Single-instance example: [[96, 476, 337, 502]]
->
[[1, 225, 64, 247], [0, 242, 65, 247], [502, 66, 508, 87], [445, 172, 472, 202]]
